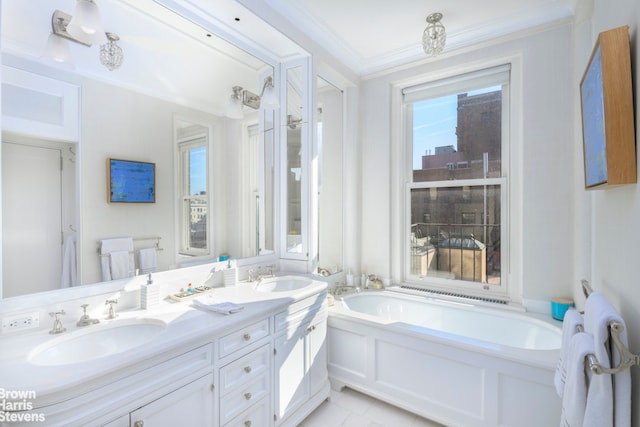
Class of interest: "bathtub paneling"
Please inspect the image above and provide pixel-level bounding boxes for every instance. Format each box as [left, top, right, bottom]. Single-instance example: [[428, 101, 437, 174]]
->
[[327, 312, 561, 427], [374, 339, 484, 417], [327, 326, 367, 378], [498, 371, 558, 427]]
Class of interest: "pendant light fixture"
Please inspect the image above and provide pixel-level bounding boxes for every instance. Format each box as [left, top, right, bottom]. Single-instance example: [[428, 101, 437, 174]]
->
[[422, 13, 446, 56]]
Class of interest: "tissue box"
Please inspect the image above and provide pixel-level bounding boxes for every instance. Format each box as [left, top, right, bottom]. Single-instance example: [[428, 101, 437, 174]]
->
[[551, 297, 574, 321]]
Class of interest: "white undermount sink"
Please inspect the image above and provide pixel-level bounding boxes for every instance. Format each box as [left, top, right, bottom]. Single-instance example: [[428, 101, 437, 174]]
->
[[255, 276, 313, 292], [28, 318, 167, 366]]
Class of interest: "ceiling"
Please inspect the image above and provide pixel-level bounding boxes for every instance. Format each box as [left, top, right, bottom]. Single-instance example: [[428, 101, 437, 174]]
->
[[1, 0, 304, 115], [264, 0, 577, 76], [1, 0, 577, 114]]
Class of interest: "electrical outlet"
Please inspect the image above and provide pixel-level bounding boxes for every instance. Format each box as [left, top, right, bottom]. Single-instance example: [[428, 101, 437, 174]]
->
[[1, 312, 40, 334]]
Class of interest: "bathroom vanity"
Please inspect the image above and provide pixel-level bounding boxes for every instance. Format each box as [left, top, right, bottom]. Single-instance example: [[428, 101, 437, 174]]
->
[[0, 276, 329, 427]]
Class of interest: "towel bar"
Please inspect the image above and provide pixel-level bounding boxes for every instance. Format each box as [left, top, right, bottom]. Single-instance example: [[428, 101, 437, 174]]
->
[[578, 280, 639, 375], [577, 322, 640, 375], [97, 236, 163, 255]]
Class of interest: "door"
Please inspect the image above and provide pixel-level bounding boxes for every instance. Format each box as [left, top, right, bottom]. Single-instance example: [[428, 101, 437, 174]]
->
[[2, 142, 63, 297], [274, 327, 308, 423]]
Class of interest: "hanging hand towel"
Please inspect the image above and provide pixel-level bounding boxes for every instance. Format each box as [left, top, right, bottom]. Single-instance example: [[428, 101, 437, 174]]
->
[[583, 292, 631, 427], [138, 247, 158, 274], [555, 308, 584, 398], [60, 235, 77, 288], [100, 237, 134, 281], [109, 250, 131, 280], [560, 332, 595, 427]]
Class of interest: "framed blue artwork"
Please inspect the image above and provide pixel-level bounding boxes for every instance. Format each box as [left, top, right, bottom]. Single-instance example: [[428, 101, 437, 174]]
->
[[107, 158, 155, 203]]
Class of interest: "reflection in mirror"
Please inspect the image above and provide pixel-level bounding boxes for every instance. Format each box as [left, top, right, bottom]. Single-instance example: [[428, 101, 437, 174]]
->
[[0, 0, 286, 297], [316, 77, 343, 273], [286, 66, 304, 253]]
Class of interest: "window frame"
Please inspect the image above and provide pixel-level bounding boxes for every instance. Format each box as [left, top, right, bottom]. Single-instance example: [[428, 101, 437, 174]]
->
[[178, 136, 210, 257], [396, 61, 517, 302]]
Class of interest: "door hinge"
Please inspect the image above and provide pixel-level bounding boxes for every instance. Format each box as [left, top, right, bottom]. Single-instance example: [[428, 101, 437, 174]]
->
[[273, 348, 277, 356], [210, 384, 215, 392]]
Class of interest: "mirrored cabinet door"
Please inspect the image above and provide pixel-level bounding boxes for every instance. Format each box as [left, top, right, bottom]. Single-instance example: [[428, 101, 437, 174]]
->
[[315, 77, 343, 274], [282, 59, 310, 259]]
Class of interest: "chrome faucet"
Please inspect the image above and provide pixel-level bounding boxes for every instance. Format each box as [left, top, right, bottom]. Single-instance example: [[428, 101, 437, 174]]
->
[[257, 265, 275, 281], [76, 304, 100, 327], [332, 284, 360, 296], [49, 310, 66, 334], [105, 298, 119, 319]]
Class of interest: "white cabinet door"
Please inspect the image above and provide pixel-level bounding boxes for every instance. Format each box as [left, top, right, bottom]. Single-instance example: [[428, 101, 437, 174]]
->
[[307, 317, 328, 397], [129, 374, 214, 427], [274, 327, 308, 423]]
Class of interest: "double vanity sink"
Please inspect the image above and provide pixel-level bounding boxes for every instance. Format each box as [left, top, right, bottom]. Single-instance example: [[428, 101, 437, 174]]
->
[[24, 276, 313, 367], [1, 274, 329, 426]]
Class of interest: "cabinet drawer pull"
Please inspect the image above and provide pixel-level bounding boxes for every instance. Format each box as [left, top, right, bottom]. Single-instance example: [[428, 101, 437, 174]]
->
[[134, 421, 144, 427], [244, 392, 252, 400], [244, 365, 252, 373], [244, 421, 252, 427], [243, 333, 251, 341]]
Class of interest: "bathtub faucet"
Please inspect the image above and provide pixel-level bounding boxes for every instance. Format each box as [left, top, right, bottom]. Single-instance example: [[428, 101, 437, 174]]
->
[[332, 284, 360, 296]]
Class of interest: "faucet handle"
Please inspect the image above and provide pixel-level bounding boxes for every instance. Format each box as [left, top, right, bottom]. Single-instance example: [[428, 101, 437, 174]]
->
[[105, 298, 119, 319], [48, 310, 66, 334]]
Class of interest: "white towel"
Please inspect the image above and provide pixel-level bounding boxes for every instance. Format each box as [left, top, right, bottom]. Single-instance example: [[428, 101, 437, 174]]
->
[[561, 332, 595, 427], [60, 235, 77, 288], [555, 308, 584, 397], [109, 250, 132, 280], [193, 294, 244, 315], [138, 247, 158, 274], [100, 238, 134, 281], [583, 292, 631, 427]]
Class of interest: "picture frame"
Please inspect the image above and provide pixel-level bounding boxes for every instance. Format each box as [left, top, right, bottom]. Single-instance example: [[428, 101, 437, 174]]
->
[[107, 158, 156, 203], [580, 25, 636, 189]]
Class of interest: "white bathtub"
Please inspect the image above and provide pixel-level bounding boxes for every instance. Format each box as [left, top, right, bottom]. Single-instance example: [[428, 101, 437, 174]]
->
[[328, 290, 562, 427]]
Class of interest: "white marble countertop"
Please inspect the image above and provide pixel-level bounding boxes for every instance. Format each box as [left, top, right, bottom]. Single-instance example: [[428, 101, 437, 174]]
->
[[0, 276, 327, 409]]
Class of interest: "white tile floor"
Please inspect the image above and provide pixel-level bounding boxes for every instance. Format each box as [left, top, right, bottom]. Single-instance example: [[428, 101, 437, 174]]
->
[[298, 387, 446, 427]]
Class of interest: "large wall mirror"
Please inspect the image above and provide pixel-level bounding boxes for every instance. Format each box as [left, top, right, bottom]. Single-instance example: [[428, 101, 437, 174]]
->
[[0, 0, 306, 299]]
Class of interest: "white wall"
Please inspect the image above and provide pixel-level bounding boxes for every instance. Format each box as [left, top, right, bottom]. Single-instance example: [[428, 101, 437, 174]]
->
[[359, 23, 575, 304], [574, 0, 640, 424]]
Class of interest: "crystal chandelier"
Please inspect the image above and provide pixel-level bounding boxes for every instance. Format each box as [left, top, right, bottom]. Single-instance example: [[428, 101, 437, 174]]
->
[[100, 32, 123, 71], [422, 13, 446, 56]]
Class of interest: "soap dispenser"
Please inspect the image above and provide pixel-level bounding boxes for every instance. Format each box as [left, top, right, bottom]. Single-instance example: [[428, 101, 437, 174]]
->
[[140, 273, 159, 309], [223, 260, 237, 286]]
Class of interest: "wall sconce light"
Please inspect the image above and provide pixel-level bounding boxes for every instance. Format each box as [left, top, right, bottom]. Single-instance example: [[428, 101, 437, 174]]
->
[[42, 6, 123, 71], [66, 0, 108, 45], [225, 76, 279, 118], [226, 86, 245, 119], [287, 114, 303, 130], [422, 12, 446, 56]]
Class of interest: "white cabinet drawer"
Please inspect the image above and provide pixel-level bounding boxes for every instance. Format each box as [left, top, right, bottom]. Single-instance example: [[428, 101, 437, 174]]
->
[[274, 293, 326, 332], [220, 373, 270, 425], [219, 318, 270, 358], [220, 344, 270, 396], [224, 396, 270, 427]]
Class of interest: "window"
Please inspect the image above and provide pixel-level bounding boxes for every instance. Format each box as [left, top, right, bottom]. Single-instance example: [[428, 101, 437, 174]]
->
[[403, 64, 509, 296], [178, 136, 209, 256]]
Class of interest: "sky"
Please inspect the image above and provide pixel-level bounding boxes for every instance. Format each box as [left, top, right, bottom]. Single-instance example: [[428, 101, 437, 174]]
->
[[190, 146, 207, 195], [412, 95, 458, 170], [412, 86, 501, 170]]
